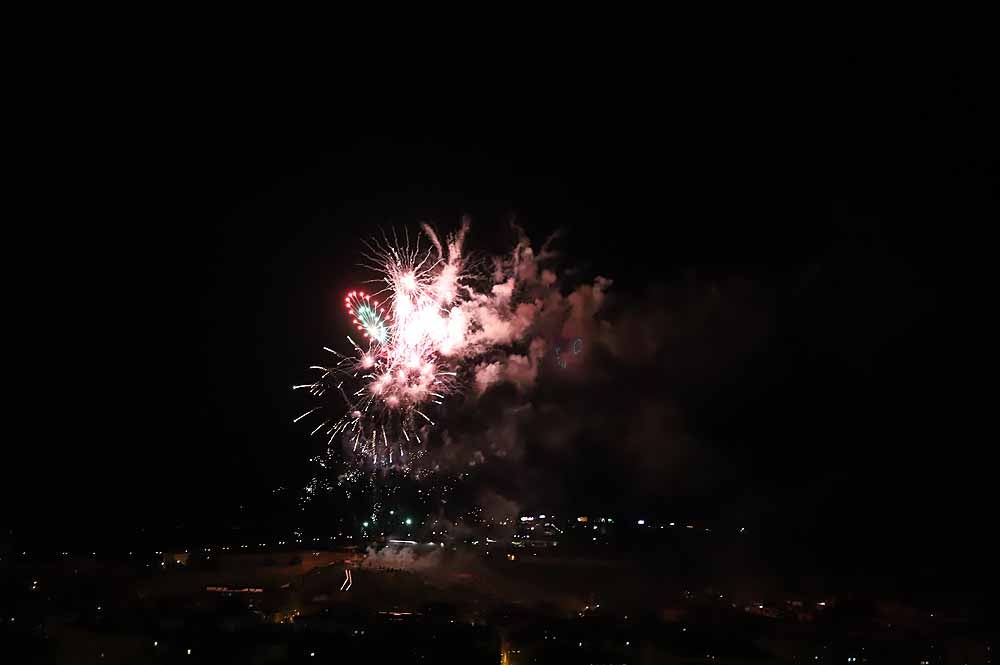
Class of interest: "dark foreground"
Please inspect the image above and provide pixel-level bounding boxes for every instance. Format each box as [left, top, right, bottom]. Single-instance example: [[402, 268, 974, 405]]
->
[[2, 543, 993, 664]]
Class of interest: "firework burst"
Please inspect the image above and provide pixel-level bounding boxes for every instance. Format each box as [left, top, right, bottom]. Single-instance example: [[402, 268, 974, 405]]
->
[[295, 223, 471, 469], [344, 291, 388, 344]]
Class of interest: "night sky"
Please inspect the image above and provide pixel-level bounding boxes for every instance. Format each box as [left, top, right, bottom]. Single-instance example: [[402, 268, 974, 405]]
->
[[8, 57, 995, 590]]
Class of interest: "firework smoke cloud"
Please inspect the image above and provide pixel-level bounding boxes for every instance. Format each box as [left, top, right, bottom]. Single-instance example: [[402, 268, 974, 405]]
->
[[294, 219, 610, 475]]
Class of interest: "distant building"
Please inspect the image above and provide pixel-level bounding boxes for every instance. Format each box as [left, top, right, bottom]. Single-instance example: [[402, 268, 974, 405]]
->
[[745, 604, 780, 618], [162, 552, 189, 566], [512, 519, 562, 549]]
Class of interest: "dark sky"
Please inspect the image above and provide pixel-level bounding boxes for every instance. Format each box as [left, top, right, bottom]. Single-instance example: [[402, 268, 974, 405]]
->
[[8, 56, 995, 587]]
